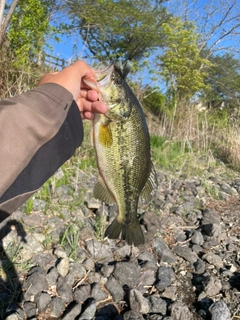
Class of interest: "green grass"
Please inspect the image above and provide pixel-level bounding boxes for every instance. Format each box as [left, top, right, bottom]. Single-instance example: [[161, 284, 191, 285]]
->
[[60, 224, 82, 260]]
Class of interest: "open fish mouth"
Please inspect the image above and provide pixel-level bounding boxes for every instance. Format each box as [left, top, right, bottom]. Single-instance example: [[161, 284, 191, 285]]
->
[[83, 63, 114, 93]]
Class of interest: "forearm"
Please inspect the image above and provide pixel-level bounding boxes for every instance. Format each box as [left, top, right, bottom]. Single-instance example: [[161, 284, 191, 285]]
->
[[0, 83, 83, 219]]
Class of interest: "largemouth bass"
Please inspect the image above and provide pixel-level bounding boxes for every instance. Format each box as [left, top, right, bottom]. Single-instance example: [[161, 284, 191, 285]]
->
[[87, 61, 157, 246]]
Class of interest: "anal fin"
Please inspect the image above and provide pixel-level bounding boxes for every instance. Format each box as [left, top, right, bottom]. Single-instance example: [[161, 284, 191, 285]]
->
[[140, 161, 158, 204]]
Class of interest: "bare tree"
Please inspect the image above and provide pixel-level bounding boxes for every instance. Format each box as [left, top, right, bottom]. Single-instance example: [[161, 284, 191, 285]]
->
[[166, 0, 240, 58], [0, 0, 20, 47]]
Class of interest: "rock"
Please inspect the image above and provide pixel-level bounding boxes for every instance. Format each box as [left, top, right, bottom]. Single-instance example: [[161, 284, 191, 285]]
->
[[23, 269, 48, 297], [137, 251, 157, 271], [49, 296, 65, 318], [82, 258, 95, 271], [74, 284, 91, 303], [78, 298, 96, 320], [85, 238, 113, 263], [204, 276, 222, 296], [105, 276, 124, 302], [57, 276, 73, 303], [156, 266, 175, 291], [148, 295, 167, 314], [161, 286, 177, 301], [23, 301, 36, 318], [209, 300, 231, 320], [129, 289, 150, 314], [194, 259, 206, 274], [34, 292, 51, 313], [62, 302, 82, 320], [173, 246, 198, 264], [170, 301, 192, 320], [54, 247, 68, 258], [57, 257, 69, 277], [191, 230, 204, 245], [91, 283, 108, 302], [202, 252, 223, 269], [152, 238, 176, 263], [113, 261, 141, 287], [69, 262, 86, 280], [46, 267, 59, 286], [123, 310, 144, 320], [32, 253, 55, 268], [138, 269, 156, 287]]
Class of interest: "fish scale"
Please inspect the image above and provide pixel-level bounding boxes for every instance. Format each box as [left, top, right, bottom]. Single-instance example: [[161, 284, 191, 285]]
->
[[91, 61, 158, 246]]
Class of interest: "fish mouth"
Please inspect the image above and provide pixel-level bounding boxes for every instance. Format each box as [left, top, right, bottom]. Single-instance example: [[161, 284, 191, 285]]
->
[[83, 63, 114, 91]]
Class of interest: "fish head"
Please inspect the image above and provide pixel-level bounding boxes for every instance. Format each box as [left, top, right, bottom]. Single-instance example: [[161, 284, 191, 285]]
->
[[95, 61, 133, 121]]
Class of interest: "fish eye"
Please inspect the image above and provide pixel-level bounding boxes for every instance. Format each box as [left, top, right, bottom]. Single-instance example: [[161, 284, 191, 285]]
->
[[115, 77, 123, 86]]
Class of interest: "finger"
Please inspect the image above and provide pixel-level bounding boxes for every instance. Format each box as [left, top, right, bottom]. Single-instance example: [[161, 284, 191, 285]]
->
[[91, 101, 108, 114], [82, 111, 94, 120]]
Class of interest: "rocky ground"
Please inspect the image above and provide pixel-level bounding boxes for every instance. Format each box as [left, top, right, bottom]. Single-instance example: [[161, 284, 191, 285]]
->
[[1, 165, 240, 320]]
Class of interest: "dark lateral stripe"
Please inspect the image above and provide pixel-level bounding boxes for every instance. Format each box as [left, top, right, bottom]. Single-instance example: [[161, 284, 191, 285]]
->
[[0, 101, 83, 204]]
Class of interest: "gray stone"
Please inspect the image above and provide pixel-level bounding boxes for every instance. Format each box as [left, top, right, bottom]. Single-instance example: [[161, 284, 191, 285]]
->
[[100, 264, 115, 278], [123, 310, 144, 320], [78, 298, 96, 320], [202, 252, 223, 268], [49, 296, 65, 318], [156, 266, 175, 291], [23, 270, 48, 296], [82, 258, 95, 271], [209, 301, 231, 320], [46, 267, 59, 286], [32, 253, 55, 268], [148, 295, 167, 314], [194, 259, 206, 274], [62, 302, 82, 320], [173, 246, 198, 264], [23, 301, 36, 318], [85, 238, 113, 263], [161, 286, 177, 301], [57, 257, 69, 277], [113, 261, 141, 287], [152, 238, 176, 263], [138, 269, 156, 287], [129, 289, 150, 314], [137, 251, 157, 271], [70, 262, 86, 279], [170, 301, 192, 320], [54, 247, 68, 258], [91, 283, 108, 301], [105, 276, 124, 302], [73, 284, 91, 303], [57, 276, 73, 303], [34, 292, 51, 313], [204, 276, 222, 296], [191, 230, 204, 245]]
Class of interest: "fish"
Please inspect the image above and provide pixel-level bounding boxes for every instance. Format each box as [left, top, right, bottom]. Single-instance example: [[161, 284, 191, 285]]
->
[[85, 61, 157, 246]]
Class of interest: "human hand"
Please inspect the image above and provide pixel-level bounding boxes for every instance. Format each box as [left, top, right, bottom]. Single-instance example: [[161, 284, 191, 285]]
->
[[39, 60, 107, 119]]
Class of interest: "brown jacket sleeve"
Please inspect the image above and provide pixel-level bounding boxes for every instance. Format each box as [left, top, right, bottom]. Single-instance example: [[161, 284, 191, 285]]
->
[[0, 83, 83, 220]]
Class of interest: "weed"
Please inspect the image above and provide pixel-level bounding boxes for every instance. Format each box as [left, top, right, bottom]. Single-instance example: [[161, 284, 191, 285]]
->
[[60, 224, 82, 260]]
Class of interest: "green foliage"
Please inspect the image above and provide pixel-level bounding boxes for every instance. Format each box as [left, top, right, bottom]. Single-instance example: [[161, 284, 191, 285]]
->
[[66, 0, 170, 63], [7, 0, 52, 68], [143, 89, 166, 116], [160, 17, 211, 101], [150, 134, 191, 171], [203, 53, 240, 108]]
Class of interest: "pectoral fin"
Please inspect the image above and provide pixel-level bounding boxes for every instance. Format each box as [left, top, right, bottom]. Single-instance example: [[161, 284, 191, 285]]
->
[[140, 162, 158, 204], [93, 177, 115, 205]]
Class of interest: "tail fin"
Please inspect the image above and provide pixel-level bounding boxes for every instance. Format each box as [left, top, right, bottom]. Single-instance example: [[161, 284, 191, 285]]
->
[[105, 218, 145, 246]]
